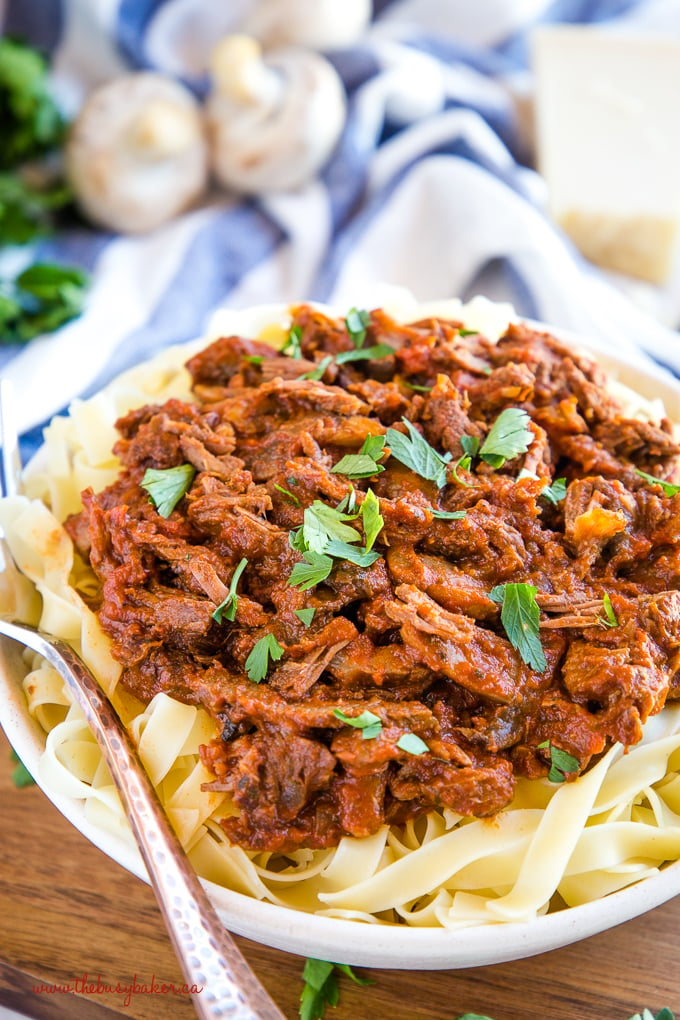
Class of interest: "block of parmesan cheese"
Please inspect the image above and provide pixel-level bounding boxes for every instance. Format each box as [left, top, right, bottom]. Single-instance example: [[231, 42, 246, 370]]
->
[[532, 27, 680, 284]]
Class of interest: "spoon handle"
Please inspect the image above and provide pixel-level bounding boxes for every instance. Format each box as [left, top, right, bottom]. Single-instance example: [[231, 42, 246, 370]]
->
[[0, 619, 285, 1020]]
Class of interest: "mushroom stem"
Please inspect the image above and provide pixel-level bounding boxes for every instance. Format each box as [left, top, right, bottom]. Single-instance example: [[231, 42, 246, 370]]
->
[[211, 35, 283, 107], [127, 99, 200, 159]]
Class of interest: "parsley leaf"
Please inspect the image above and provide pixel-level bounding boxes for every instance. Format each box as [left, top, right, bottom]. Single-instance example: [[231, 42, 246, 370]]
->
[[282, 323, 303, 358], [600, 592, 618, 628], [245, 633, 284, 683], [0, 39, 65, 170], [385, 418, 452, 488], [461, 435, 481, 458], [302, 501, 362, 554], [323, 540, 380, 566], [537, 740, 580, 783], [332, 435, 386, 479], [430, 508, 466, 520], [10, 749, 35, 788], [359, 489, 383, 551], [397, 733, 429, 755], [243, 354, 264, 365], [141, 463, 196, 518], [635, 469, 680, 497], [301, 354, 334, 381], [274, 483, 301, 506], [541, 477, 567, 506], [457, 327, 479, 337], [0, 262, 89, 344], [299, 960, 371, 1020], [289, 551, 334, 590], [479, 408, 533, 468], [294, 607, 316, 627], [0, 172, 72, 244], [402, 380, 432, 393], [212, 558, 248, 623], [628, 1011, 675, 1020], [345, 307, 371, 348], [333, 708, 383, 739], [488, 582, 547, 672], [335, 343, 393, 364]]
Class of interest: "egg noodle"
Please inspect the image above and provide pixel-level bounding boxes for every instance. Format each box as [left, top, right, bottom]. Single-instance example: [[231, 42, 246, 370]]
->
[[4, 297, 680, 929]]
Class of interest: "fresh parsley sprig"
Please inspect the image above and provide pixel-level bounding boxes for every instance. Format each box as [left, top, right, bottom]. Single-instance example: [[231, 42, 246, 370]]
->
[[299, 959, 372, 1020], [274, 483, 301, 506], [333, 708, 383, 740], [141, 463, 196, 518], [245, 633, 284, 683], [488, 582, 547, 672], [332, 435, 386, 479], [430, 508, 466, 520], [212, 558, 248, 623], [294, 607, 316, 626], [0, 38, 65, 169], [385, 418, 453, 488], [537, 740, 580, 783], [0, 262, 89, 344], [635, 469, 680, 497]]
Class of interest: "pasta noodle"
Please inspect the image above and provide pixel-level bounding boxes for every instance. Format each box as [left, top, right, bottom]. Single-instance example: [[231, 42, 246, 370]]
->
[[4, 297, 680, 930]]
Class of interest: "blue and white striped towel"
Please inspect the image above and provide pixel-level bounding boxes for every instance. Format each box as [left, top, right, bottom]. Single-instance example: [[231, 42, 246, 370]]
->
[[2, 0, 680, 462]]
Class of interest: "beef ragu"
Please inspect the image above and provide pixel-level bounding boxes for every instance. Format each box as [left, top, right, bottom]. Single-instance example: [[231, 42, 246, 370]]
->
[[65, 305, 680, 853]]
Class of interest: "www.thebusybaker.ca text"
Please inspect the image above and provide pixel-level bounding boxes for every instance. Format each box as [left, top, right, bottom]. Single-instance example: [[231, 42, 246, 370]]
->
[[31, 974, 203, 1008]]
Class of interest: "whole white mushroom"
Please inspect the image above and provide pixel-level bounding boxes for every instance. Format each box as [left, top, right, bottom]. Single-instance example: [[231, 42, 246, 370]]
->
[[206, 35, 347, 194], [241, 0, 372, 51], [66, 72, 209, 234]]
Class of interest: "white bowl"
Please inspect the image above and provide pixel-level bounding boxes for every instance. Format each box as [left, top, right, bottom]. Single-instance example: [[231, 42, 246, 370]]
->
[[2, 312, 680, 970]]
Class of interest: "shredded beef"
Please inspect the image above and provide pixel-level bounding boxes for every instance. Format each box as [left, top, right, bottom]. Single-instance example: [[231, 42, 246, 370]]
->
[[65, 305, 680, 852]]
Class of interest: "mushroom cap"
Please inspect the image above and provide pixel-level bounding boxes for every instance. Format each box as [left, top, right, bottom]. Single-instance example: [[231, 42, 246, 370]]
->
[[243, 0, 372, 51], [206, 40, 347, 194], [66, 72, 209, 234]]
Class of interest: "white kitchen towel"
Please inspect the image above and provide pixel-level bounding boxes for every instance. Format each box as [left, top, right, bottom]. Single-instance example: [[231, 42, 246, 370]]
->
[[1, 0, 680, 460]]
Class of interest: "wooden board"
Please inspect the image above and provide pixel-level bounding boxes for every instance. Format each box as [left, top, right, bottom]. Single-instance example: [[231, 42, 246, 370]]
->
[[0, 726, 678, 1020]]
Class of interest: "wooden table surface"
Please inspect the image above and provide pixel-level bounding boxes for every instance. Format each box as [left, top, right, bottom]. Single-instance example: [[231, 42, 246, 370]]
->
[[0, 726, 678, 1020]]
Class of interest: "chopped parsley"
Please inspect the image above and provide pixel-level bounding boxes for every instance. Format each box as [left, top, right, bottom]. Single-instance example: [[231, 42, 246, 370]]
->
[[335, 343, 393, 364], [282, 323, 303, 358], [333, 708, 382, 740], [288, 495, 383, 588], [294, 607, 316, 627], [345, 307, 371, 348], [537, 740, 580, 783], [331, 435, 386, 479], [635, 469, 680, 497], [301, 501, 362, 554], [242, 354, 264, 365], [274, 483, 301, 506], [385, 418, 453, 488], [600, 592, 618, 628], [430, 508, 467, 520], [141, 463, 196, 518], [397, 733, 429, 755], [301, 354, 334, 381], [289, 551, 334, 590], [488, 582, 547, 672], [359, 489, 383, 551], [245, 633, 284, 684], [478, 407, 533, 468], [10, 749, 35, 788], [212, 558, 248, 623], [541, 477, 567, 506], [299, 959, 372, 1020]]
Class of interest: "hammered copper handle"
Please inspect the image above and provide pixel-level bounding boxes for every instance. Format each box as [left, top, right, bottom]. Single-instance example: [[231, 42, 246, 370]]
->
[[0, 618, 285, 1020]]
